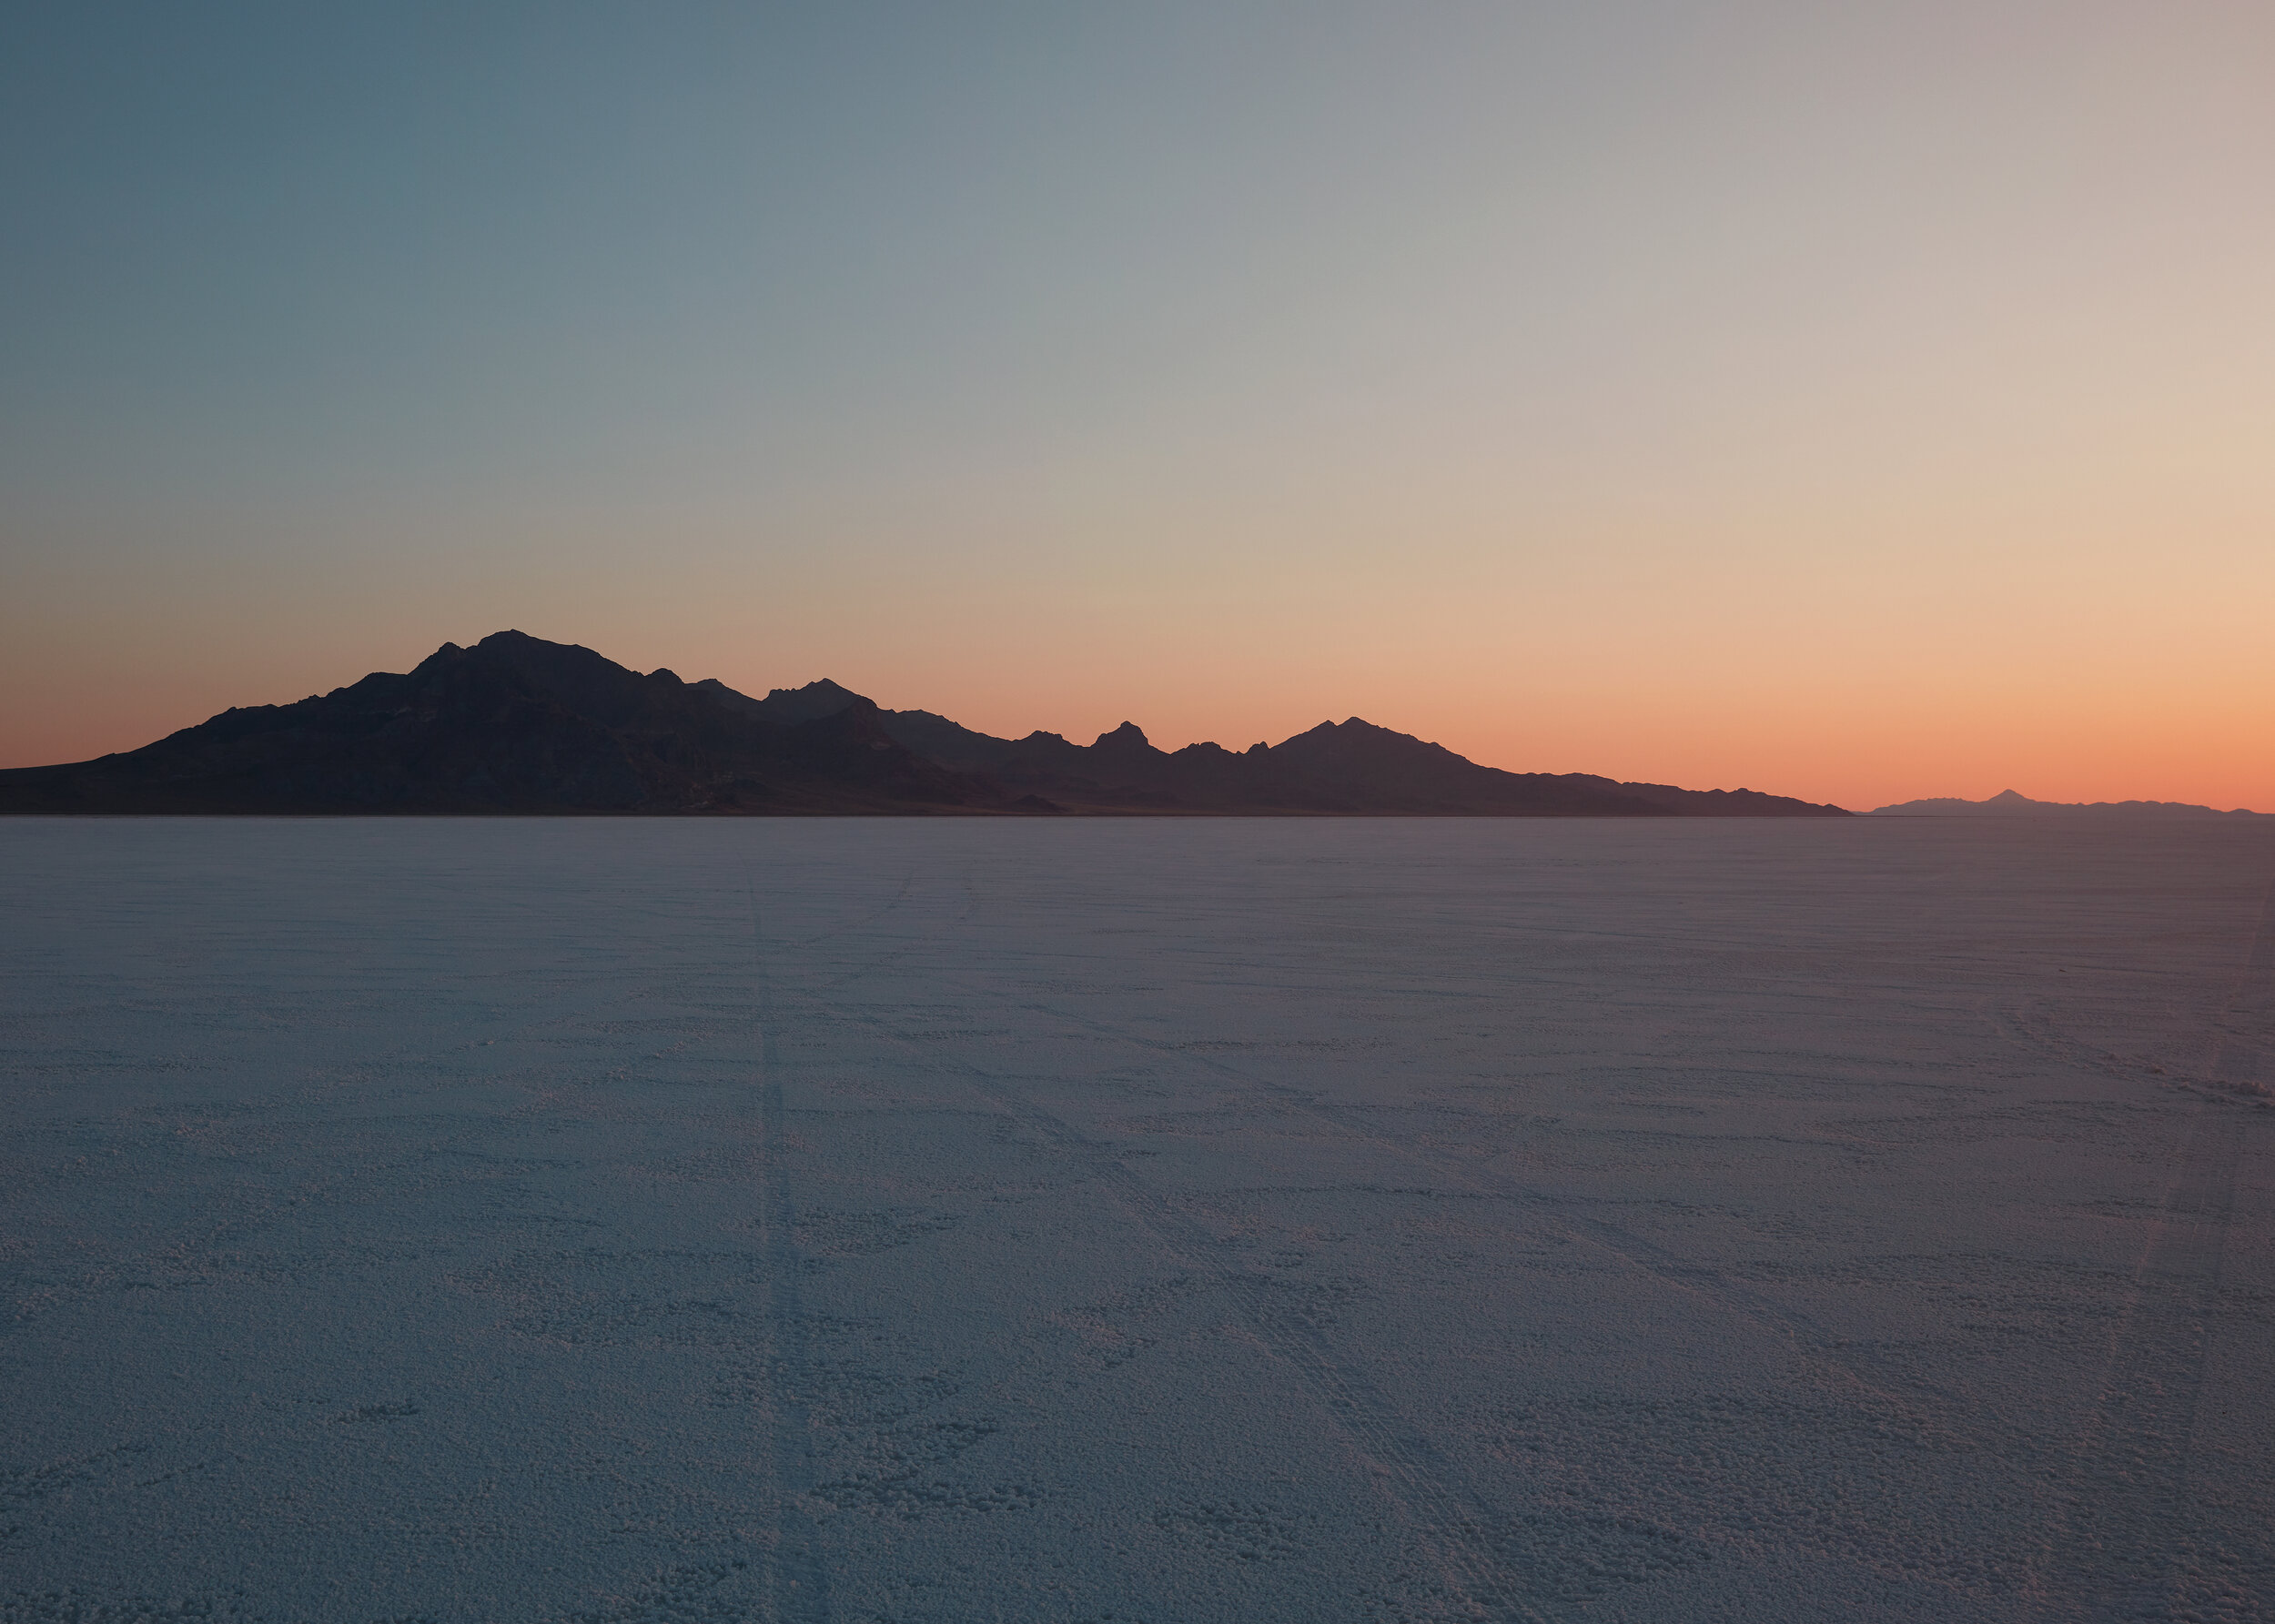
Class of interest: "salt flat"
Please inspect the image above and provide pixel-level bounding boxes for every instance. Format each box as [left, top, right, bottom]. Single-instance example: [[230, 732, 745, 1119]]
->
[[2, 817, 2270, 1624]]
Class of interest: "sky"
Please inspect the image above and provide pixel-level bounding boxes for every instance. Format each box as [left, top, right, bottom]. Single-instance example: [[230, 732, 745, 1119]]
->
[[3, 2, 2270, 811]]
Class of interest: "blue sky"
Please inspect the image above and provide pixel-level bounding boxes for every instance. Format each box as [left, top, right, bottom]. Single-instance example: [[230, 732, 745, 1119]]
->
[[5, 3, 2270, 807]]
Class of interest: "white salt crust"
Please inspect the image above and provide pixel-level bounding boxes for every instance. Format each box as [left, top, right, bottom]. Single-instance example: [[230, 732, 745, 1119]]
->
[[2, 816, 2270, 1622]]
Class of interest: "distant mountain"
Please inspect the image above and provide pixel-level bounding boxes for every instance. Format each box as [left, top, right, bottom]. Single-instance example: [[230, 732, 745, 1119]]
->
[[0, 631, 1851, 818], [0, 632, 996, 815], [690, 675, 1845, 816], [1870, 789, 2267, 819]]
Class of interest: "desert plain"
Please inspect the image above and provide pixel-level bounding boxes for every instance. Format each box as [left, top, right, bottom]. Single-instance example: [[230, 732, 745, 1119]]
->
[[3, 816, 2270, 1622]]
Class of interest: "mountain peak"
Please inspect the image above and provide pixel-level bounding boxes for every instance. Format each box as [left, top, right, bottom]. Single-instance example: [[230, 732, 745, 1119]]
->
[[693, 676, 875, 726], [0, 629, 1856, 819], [0, 630, 993, 814], [1867, 789, 2264, 817], [757, 678, 875, 724], [764, 677, 864, 707]]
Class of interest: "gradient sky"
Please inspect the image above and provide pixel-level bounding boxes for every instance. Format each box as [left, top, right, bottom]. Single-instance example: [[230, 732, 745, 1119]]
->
[[4, 2, 2270, 810]]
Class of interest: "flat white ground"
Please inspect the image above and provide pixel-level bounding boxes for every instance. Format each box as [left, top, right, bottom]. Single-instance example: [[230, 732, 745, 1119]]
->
[[2, 818, 2270, 1623]]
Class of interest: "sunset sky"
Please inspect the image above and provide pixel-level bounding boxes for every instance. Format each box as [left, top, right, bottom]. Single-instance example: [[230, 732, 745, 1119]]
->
[[4, 3, 2270, 810]]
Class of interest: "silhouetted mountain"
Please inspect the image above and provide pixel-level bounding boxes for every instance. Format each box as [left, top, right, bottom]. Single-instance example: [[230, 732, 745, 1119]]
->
[[690, 675, 873, 728], [0, 632, 1852, 817], [925, 714, 1670, 814], [0, 632, 1000, 814], [740, 689, 1845, 817], [1870, 789, 2267, 818]]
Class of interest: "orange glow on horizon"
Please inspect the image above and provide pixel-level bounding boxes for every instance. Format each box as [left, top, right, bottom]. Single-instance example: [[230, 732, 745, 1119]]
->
[[6, 600, 2269, 816]]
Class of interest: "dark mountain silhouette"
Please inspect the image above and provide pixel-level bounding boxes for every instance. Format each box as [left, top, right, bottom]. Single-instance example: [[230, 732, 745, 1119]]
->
[[689, 675, 871, 727], [0, 631, 1851, 817], [0, 632, 997, 814], [682, 679, 1844, 815], [1870, 789, 2267, 819], [871, 713, 1809, 815]]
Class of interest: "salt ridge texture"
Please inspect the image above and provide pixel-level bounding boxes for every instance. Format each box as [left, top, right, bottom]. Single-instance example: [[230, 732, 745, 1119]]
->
[[2, 817, 2270, 1622]]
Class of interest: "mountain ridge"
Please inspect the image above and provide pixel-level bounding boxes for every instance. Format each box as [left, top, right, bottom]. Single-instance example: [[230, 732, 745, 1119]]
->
[[1870, 789, 2267, 819], [0, 630, 1852, 818]]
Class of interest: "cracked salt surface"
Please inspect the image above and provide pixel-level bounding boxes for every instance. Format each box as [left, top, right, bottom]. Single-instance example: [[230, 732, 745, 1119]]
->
[[2, 816, 2271, 1622]]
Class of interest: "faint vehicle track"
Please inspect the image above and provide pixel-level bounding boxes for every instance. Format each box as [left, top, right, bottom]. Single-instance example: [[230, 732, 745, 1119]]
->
[[761, 861, 2275, 1619], [765, 963, 1545, 1624], [766, 865, 2048, 1619], [885, 877, 2002, 1446], [2031, 880, 2275, 1622], [745, 878, 834, 1624], [2035, 1105, 2259, 1620], [757, 869, 1554, 1619]]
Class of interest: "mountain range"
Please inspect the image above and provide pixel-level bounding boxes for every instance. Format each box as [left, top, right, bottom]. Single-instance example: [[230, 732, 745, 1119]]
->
[[1870, 789, 2268, 819], [0, 630, 1851, 818]]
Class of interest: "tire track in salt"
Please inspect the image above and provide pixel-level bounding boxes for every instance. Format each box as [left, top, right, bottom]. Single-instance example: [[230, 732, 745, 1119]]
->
[[2032, 879, 2273, 1621], [894, 884, 1987, 1446], [986, 987, 2008, 1455], [966, 874, 2275, 1599], [746, 878, 833, 1624], [778, 858, 2269, 1615], [972, 1074, 1538, 1623], [764, 939, 1543, 1624]]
